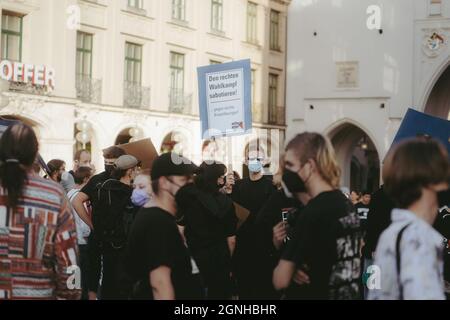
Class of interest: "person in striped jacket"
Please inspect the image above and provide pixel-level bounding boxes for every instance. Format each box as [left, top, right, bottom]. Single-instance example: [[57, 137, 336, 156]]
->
[[0, 123, 80, 300]]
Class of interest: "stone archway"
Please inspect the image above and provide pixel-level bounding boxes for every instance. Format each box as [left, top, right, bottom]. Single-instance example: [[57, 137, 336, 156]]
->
[[328, 123, 380, 193], [424, 64, 450, 120]]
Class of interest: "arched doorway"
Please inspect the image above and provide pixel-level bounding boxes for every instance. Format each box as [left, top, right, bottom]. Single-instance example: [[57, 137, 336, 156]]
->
[[329, 123, 380, 193], [202, 139, 226, 163], [114, 127, 137, 145], [160, 131, 188, 155], [425, 64, 450, 120], [0, 115, 40, 139]]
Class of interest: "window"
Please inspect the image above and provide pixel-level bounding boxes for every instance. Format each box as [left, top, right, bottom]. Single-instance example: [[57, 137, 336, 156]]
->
[[76, 32, 93, 77], [270, 10, 280, 50], [211, 0, 223, 32], [210, 60, 221, 65], [170, 52, 185, 91], [172, 0, 186, 21], [124, 42, 142, 84], [268, 73, 278, 122], [128, 0, 143, 9], [1, 11, 23, 61], [246, 2, 257, 44]]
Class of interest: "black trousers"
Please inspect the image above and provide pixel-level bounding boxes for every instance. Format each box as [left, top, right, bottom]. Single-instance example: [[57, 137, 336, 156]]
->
[[193, 250, 232, 300], [78, 244, 90, 300], [98, 244, 132, 300]]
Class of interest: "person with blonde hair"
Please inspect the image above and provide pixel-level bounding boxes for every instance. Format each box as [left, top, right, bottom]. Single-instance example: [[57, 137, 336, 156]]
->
[[273, 132, 363, 300]]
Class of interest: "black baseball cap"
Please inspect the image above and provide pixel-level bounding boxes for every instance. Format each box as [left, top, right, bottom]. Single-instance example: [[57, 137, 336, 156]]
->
[[151, 152, 198, 181]]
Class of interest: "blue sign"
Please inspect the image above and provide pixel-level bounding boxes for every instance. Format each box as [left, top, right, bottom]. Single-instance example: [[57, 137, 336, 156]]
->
[[390, 108, 450, 156], [197, 59, 252, 139]]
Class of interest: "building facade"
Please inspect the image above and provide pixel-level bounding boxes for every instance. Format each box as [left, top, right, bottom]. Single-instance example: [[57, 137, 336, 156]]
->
[[0, 0, 290, 175], [287, 0, 450, 192]]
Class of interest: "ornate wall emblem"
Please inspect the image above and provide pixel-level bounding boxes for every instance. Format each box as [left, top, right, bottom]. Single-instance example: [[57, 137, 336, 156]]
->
[[423, 30, 446, 57]]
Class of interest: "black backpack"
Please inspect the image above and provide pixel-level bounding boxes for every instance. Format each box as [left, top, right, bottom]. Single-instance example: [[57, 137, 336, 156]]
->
[[92, 179, 136, 247]]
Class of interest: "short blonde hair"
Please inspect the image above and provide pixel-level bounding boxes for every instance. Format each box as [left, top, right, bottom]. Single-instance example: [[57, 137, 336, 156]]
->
[[286, 132, 341, 189]]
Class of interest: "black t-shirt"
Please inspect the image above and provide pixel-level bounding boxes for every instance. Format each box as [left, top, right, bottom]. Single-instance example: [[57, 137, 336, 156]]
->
[[80, 171, 110, 200], [282, 190, 363, 300], [362, 186, 394, 259], [255, 189, 305, 299], [230, 177, 276, 257], [125, 207, 196, 300], [229, 177, 276, 298], [231, 176, 276, 230], [355, 202, 370, 231], [256, 189, 304, 256], [177, 185, 237, 252]]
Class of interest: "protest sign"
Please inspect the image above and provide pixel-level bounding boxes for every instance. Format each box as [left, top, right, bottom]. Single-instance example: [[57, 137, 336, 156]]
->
[[390, 108, 450, 156], [116, 138, 158, 174], [197, 59, 252, 139]]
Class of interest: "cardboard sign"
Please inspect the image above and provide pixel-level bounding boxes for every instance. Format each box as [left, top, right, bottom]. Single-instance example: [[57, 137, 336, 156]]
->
[[197, 59, 252, 139], [116, 138, 158, 174], [233, 201, 251, 230]]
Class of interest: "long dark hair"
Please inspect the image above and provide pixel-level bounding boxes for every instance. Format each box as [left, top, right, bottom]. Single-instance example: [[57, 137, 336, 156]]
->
[[0, 123, 39, 207], [195, 161, 227, 194], [47, 159, 65, 178]]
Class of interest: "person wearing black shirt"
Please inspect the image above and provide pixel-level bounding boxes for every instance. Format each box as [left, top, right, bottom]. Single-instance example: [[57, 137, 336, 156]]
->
[[355, 190, 371, 232], [72, 146, 127, 299], [125, 152, 199, 300], [230, 148, 276, 299], [255, 182, 310, 300], [273, 133, 363, 300], [175, 161, 237, 299], [91, 155, 139, 300]]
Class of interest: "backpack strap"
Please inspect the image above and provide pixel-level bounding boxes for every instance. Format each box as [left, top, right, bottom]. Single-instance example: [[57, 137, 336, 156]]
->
[[97, 179, 115, 205], [396, 223, 411, 300]]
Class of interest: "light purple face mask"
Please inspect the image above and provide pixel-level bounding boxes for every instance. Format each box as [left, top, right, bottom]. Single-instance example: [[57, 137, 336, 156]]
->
[[131, 188, 150, 207]]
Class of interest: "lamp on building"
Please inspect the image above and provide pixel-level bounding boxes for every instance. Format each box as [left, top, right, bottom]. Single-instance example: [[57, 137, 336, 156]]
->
[[75, 120, 92, 149], [359, 136, 369, 150], [76, 120, 92, 132], [129, 127, 143, 143]]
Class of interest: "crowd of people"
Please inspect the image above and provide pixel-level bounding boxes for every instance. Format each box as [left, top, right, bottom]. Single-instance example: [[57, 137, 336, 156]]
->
[[0, 122, 448, 300]]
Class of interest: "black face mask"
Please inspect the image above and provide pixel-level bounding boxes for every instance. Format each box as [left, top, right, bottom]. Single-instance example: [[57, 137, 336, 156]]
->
[[105, 165, 115, 175], [438, 188, 450, 208], [282, 169, 307, 194]]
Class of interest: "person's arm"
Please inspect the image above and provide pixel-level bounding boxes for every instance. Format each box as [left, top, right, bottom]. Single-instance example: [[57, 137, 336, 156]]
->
[[72, 191, 93, 229], [273, 259, 296, 290], [150, 266, 175, 300], [227, 236, 236, 256], [177, 225, 187, 245], [54, 196, 81, 300]]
